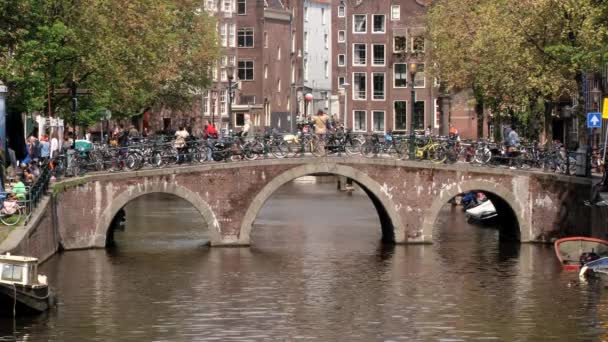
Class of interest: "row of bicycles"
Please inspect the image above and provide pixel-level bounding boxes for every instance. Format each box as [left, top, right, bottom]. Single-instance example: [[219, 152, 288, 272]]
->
[[52, 129, 601, 177]]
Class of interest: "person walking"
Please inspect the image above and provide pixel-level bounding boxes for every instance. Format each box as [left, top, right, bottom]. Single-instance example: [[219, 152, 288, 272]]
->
[[203, 120, 219, 161], [312, 110, 329, 137], [174, 126, 190, 164], [50, 133, 60, 159]]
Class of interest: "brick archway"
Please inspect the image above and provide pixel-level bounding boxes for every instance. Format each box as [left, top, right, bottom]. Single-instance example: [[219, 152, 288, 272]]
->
[[421, 179, 528, 242], [238, 163, 406, 245], [92, 182, 221, 247]]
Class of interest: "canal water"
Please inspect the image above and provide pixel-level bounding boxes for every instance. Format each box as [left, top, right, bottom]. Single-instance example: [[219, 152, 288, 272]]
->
[[1, 180, 608, 341]]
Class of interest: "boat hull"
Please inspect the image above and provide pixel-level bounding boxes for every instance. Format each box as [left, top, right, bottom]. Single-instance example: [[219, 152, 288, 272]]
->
[[0, 283, 54, 315], [554, 237, 608, 271]]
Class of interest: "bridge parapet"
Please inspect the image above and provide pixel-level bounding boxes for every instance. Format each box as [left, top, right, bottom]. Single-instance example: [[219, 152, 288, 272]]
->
[[51, 158, 592, 249]]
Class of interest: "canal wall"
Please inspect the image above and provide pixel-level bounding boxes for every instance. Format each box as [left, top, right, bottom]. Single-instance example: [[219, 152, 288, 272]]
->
[[0, 196, 60, 263]]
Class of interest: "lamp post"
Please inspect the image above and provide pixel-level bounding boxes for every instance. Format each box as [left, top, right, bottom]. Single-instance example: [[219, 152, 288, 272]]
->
[[0, 81, 7, 191], [409, 63, 418, 160], [341, 83, 350, 129], [211, 89, 218, 127], [227, 65, 235, 132], [590, 87, 602, 176], [304, 93, 314, 120]]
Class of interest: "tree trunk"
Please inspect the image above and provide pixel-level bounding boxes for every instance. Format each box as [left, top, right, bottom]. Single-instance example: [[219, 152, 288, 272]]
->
[[542, 100, 553, 146]]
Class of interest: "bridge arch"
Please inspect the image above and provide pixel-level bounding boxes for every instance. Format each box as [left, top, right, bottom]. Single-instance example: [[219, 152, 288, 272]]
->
[[92, 181, 221, 247], [238, 163, 406, 245], [422, 179, 528, 242]]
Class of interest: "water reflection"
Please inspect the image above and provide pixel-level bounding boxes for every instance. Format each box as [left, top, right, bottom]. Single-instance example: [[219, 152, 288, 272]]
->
[[1, 181, 607, 341]]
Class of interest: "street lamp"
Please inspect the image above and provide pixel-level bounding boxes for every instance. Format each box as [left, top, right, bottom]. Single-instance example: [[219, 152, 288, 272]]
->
[[227, 65, 235, 132], [211, 89, 218, 127], [304, 93, 314, 119], [341, 83, 350, 128], [409, 63, 418, 160]]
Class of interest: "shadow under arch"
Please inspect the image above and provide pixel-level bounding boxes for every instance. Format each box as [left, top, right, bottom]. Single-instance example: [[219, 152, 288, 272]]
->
[[422, 180, 527, 242], [92, 182, 220, 248], [238, 163, 406, 245]]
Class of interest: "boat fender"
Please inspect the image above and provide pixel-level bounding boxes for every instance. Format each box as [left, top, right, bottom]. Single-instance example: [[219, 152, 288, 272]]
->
[[579, 265, 588, 282]]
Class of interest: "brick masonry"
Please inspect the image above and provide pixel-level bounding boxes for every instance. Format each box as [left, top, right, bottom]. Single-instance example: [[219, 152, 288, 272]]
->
[[46, 158, 592, 250]]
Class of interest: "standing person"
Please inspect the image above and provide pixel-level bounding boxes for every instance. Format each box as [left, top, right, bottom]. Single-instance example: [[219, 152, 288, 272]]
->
[[50, 133, 60, 159], [128, 124, 139, 137], [425, 125, 432, 137], [312, 110, 329, 137], [39, 135, 50, 161], [174, 126, 189, 164], [449, 124, 459, 141], [203, 120, 219, 161], [85, 129, 92, 142], [241, 113, 251, 137]]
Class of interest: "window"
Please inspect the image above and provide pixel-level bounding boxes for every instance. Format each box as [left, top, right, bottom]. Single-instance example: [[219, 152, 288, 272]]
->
[[338, 6, 345, 18], [321, 8, 326, 24], [229, 55, 235, 66], [264, 64, 268, 79], [202, 91, 209, 115], [236, 113, 245, 126], [264, 31, 268, 48], [229, 24, 236, 47], [237, 28, 254, 47], [372, 44, 385, 66], [221, 56, 228, 66], [372, 111, 385, 132], [205, 0, 216, 11], [434, 98, 440, 129], [412, 36, 425, 53], [338, 30, 345, 43], [238, 60, 254, 80], [394, 101, 407, 131], [304, 59, 309, 80], [414, 63, 425, 88], [338, 54, 345, 66], [2, 264, 24, 282], [304, 32, 308, 52], [354, 110, 367, 131], [391, 5, 400, 21], [277, 78, 281, 92], [220, 24, 227, 47], [291, 34, 296, 52], [304, 6, 308, 21], [220, 90, 227, 115], [338, 76, 346, 88], [372, 73, 385, 100], [353, 15, 366, 33], [394, 63, 407, 87], [413, 101, 425, 130], [237, 0, 246, 15], [353, 72, 366, 100], [291, 62, 295, 82], [372, 14, 385, 33], [220, 68, 227, 81], [324, 34, 328, 49], [223, 0, 231, 12], [353, 44, 366, 66], [277, 46, 281, 60], [394, 36, 407, 53], [324, 61, 329, 78]]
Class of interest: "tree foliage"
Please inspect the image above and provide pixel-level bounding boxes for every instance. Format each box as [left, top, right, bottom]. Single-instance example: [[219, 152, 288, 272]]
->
[[0, 0, 219, 126], [427, 0, 608, 141]]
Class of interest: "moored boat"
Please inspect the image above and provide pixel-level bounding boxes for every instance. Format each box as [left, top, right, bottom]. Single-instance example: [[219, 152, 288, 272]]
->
[[554, 237, 608, 271], [465, 199, 497, 224], [579, 257, 608, 284], [0, 253, 55, 315]]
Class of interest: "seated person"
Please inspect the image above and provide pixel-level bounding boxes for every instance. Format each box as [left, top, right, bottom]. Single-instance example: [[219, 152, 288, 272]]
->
[[22, 168, 35, 185], [0, 193, 19, 215], [11, 175, 27, 201]]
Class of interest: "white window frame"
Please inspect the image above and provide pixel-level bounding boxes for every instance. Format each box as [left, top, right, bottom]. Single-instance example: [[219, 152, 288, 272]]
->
[[237, 27, 254, 48], [393, 100, 408, 131], [338, 30, 345, 43], [324, 61, 329, 78], [264, 64, 268, 79], [238, 59, 254, 81], [352, 72, 367, 101], [393, 63, 407, 88], [223, 0, 232, 13], [220, 23, 228, 47], [277, 46, 281, 60], [321, 8, 326, 24], [277, 78, 281, 92], [338, 5, 345, 18], [304, 6, 308, 22], [264, 31, 268, 48], [414, 63, 425, 88], [372, 72, 385, 101], [338, 76, 346, 88], [237, 0, 246, 15], [229, 24, 236, 47], [338, 54, 345, 67], [372, 44, 385, 66], [393, 35, 407, 53], [352, 43, 366, 66], [391, 5, 400, 21], [353, 110, 367, 132], [413, 100, 426, 130], [353, 14, 366, 34], [372, 14, 385, 34], [372, 110, 386, 133], [433, 98, 440, 129], [412, 36, 426, 53], [304, 31, 308, 52], [324, 34, 329, 49], [304, 59, 309, 81]]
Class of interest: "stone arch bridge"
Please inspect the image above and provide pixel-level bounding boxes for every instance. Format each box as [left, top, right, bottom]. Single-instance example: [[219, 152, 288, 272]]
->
[[50, 158, 591, 249]]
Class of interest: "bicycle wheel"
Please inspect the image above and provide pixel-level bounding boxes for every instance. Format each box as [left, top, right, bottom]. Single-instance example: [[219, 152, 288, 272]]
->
[[271, 141, 289, 159], [345, 138, 364, 156], [474, 147, 492, 164], [393, 141, 408, 159], [429, 144, 447, 164], [0, 207, 22, 226], [125, 154, 142, 170], [361, 142, 377, 158], [242, 144, 258, 161]]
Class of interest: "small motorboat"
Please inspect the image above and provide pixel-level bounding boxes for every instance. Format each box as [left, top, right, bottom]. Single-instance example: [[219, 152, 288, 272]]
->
[[0, 253, 55, 315], [465, 199, 497, 224], [579, 257, 608, 284], [554, 237, 608, 271]]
